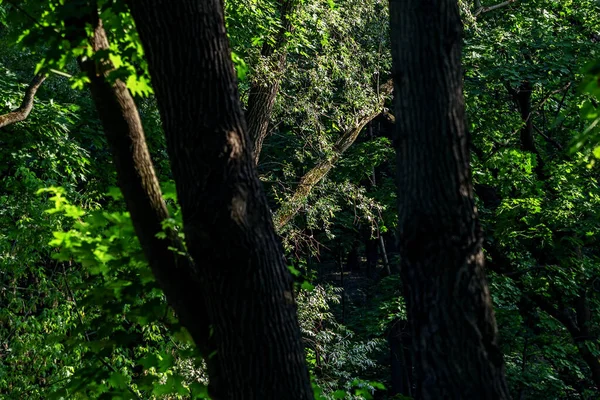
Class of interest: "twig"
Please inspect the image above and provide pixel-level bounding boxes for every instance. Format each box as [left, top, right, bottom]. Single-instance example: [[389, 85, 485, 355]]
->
[[534, 82, 572, 112], [533, 124, 563, 151]]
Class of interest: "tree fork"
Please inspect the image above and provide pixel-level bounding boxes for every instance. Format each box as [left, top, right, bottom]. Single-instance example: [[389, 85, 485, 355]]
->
[[75, 15, 210, 353], [127, 0, 313, 398]]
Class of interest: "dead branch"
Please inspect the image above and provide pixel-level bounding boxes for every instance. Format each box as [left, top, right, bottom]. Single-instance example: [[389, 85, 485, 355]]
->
[[474, 0, 515, 17]]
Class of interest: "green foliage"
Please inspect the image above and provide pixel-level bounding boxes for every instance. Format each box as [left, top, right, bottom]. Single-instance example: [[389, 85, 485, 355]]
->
[[297, 285, 385, 399], [29, 187, 207, 399], [4, 0, 600, 398], [465, 0, 600, 396], [4, 0, 153, 96]]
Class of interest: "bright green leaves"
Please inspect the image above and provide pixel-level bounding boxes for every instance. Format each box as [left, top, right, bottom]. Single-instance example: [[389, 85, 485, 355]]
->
[[569, 60, 600, 159], [31, 188, 208, 399], [231, 51, 248, 81], [297, 284, 384, 398], [9, 0, 153, 96]]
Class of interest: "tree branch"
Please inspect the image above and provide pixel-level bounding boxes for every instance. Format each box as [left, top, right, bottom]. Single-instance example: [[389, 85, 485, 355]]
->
[[0, 73, 47, 128], [3, 0, 42, 27], [274, 80, 393, 230], [474, 0, 515, 17]]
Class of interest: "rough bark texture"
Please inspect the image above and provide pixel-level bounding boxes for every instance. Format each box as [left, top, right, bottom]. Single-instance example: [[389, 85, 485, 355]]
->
[[0, 73, 46, 128], [246, 0, 298, 165], [274, 80, 393, 230], [126, 1, 313, 398], [389, 0, 511, 398], [77, 18, 210, 353]]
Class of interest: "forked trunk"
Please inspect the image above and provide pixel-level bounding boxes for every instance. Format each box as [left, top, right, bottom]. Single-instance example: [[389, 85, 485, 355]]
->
[[127, 0, 313, 398]]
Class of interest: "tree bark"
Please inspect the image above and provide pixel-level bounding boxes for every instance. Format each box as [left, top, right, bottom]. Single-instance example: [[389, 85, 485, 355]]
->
[[126, 1, 313, 398], [0, 73, 46, 128], [246, 0, 298, 165], [389, 0, 511, 398], [76, 16, 210, 354]]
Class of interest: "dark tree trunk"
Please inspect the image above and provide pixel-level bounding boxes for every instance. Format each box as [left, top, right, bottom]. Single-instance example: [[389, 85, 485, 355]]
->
[[389, 0, 511, 398], [388, 318, 412, 397], [76, 16, 210, 354], [365, 237, 378, 276], [506, 80, 546, 178], [347, 241, 360, 273], [127, 1, 313, 399]]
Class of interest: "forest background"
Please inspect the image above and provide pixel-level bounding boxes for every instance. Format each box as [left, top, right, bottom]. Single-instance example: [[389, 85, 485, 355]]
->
[[1, 0, 600, 399]]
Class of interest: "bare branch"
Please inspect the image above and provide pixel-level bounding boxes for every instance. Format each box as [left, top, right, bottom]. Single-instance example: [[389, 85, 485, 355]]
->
[[533, 124, 563, 150], [0, 73, 47, 129], [474, 0, 515, 17]]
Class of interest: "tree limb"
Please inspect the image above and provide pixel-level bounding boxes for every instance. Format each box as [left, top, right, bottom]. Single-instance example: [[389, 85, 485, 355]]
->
[[0, 73, 47, 128], [474, 0, 515, 17], [274, 80, 393, 230]]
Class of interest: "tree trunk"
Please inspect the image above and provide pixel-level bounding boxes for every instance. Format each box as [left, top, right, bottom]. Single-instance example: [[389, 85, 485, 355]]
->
[[74, 16, 211, 354], [246, 0, 298, 165], [389, 0, 511, 398], [506, 80, 546, 178], [127, 1, 313, 398]]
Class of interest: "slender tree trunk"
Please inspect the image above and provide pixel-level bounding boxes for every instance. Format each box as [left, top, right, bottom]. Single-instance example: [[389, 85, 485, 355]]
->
[[506, 80, 546, 178], [388, 318, 412, 397], [76, 16, 210, 353], [127, 1, 313, 398], [246, 0, 298, 165], [389, 0, 510, 398]]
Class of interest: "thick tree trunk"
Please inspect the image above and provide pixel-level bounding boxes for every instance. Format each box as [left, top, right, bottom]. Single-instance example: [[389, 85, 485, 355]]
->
[[127, 1, 313, 399], [246, 0, 298, 165], [77, 18, 210, 353], [389, 0, 510, 398]]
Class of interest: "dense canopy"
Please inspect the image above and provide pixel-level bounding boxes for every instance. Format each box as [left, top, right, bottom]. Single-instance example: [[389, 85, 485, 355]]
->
[[1, 0, 600, 399]]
